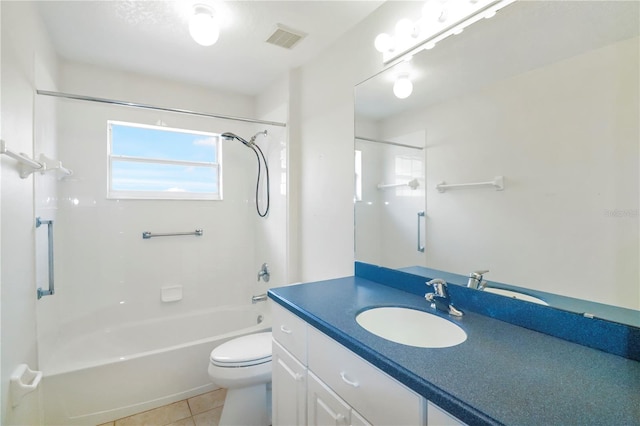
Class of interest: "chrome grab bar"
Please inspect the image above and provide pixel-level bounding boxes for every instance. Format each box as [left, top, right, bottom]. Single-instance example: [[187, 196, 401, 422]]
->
[[36, 217, 54, 299], [142, 229, 203, 239], [417, 211, 425, 253]]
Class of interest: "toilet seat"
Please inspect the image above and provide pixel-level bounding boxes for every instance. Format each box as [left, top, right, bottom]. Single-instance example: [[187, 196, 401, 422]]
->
[[210, 331, 272, 367]]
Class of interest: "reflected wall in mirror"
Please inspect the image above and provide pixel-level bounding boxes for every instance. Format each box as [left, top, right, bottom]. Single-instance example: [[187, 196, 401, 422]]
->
[[355, 132, 426, 268], [355, 1, 639, 324]]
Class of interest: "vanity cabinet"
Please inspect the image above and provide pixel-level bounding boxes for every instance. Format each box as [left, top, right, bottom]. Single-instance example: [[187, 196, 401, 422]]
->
[[427, 402, 465, 426], [271, 302, 464, 426]]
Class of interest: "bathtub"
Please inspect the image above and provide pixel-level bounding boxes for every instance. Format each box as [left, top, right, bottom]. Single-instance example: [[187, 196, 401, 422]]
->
[[41, 303, 270, 426]]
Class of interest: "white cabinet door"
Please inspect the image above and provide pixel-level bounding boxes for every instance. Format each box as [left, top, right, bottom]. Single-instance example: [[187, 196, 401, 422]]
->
[[427, 402, 466, 426], [272, 340, 307, 426], [308, 372, 351, 426], [350, 409, 372, 426]]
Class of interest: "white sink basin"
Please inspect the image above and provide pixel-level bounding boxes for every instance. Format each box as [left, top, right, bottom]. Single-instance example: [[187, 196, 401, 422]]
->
[[355, 307, 467, 348], [484, 287, 548, 305]]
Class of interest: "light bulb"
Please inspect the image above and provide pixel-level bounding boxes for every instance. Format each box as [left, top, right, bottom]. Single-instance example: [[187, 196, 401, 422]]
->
[[189, 5, 219, 46], [374, 33, 393, 53], [393, 76, 413, 99]]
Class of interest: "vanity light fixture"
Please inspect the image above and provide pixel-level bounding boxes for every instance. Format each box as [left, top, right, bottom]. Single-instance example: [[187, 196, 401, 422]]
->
[[189, 4, 220, 47], [374, 0, 517, 65]]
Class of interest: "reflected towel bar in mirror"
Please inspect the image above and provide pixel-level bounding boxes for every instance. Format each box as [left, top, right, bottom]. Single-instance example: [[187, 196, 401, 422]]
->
[[377, 179, 419, 190], [142, 229, 204, 239], [436, 176, 504, 193]]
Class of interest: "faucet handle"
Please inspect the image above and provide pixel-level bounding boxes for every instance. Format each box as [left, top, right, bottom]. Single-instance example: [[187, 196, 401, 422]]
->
[[469, 270, 489, 278], [257, 263, 270, 282], [467, 270, 489, 289]]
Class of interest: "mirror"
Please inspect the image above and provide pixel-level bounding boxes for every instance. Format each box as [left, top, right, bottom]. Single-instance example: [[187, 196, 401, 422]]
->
[[355, 1, 639, 326]]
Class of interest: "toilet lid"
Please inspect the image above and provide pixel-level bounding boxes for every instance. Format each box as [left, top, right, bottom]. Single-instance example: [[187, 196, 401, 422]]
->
[[210, 331, 272, 367]]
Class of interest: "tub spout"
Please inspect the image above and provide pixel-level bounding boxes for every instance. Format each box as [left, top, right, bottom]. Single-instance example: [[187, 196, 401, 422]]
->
[[252, 293, 268, 304]]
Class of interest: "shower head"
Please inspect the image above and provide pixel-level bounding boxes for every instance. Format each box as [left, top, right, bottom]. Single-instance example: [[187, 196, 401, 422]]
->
[[220, 132, 235, 140], [222, 130, 267, 147], [221, 132, 251, 147], [220, 130, 271, 218]]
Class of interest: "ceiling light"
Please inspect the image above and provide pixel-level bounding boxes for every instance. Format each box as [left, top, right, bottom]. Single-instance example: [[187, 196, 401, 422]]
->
[[189, 4, 219, 47], [393, 75, 413, 99]]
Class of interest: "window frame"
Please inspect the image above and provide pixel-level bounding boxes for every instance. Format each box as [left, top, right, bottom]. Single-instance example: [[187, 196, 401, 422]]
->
[[107, 120, 222, 201]]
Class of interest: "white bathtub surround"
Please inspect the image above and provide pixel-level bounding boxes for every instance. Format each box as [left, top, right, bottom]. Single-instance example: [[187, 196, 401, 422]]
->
[[31, 61, 289, 425], [41, 304, 269, 426]]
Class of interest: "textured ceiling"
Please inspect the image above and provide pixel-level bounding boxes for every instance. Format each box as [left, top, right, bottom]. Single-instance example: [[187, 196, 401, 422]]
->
[[36, 1, 384, 96]]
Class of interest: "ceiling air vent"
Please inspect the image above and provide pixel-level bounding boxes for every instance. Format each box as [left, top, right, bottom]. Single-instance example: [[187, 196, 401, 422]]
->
[[266, 24, 307, 50]]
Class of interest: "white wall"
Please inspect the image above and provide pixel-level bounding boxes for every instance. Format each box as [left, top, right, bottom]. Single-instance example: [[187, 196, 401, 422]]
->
[[1, 2, 59, 424], [255, 75, 289, 288], [294, 1, 416, 281], [379, 36, 639, 309]]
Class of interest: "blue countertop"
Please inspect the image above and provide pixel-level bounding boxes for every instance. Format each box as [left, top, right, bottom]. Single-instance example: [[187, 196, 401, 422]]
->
[[268, 276, 640, 426]]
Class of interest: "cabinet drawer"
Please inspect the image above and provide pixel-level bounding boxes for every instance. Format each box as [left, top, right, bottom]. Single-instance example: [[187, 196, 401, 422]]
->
[[308, 326, 426, 425], [427, 402, 466, 426], [271, 301, 308, 364]]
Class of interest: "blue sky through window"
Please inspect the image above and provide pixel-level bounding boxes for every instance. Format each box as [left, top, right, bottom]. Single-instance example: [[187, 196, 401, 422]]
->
[[109, 121, 220, 198], [111, 161, 218, 193]]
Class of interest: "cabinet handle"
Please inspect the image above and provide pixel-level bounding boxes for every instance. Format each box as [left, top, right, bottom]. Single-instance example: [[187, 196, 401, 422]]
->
[[340, 372, 359, 388], [280, 325, 292, 334], [277, 358, 304, 382]]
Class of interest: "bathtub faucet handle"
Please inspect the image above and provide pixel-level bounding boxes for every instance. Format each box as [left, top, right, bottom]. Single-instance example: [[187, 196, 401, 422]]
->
[[257, 263, 270, 282]]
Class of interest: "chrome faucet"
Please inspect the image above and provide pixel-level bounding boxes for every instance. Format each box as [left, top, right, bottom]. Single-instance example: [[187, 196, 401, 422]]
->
[[425, 278, 463, 317], [257, 263, 270, 282], [467, 270, 489, 290]]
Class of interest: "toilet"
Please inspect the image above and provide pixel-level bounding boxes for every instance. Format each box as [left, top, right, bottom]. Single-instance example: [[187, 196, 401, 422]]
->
[[208, 331, 273, 426]]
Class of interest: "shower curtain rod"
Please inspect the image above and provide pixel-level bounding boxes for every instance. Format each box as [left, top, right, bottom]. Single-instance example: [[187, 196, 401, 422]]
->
[[355, 136, 424, 150], [36, 90, 287, 128]]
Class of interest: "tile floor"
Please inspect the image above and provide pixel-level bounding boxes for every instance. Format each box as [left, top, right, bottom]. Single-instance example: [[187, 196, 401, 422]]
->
[[97, 389, 226, 426]]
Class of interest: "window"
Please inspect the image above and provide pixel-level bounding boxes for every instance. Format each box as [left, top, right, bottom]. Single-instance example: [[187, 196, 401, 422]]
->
[[108, 121, 221, 200], [394, 154, 423, 197]]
